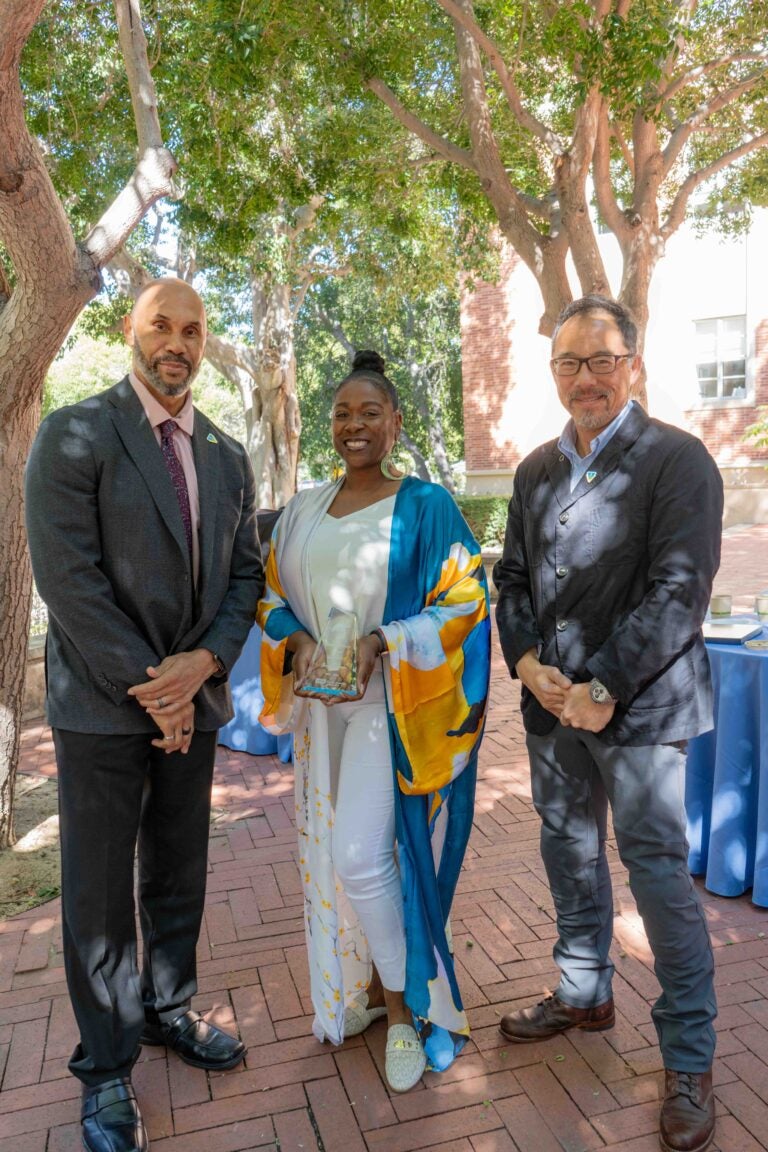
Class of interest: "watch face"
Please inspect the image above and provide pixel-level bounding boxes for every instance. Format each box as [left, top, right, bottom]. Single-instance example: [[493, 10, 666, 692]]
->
[[590, 680, 610, 703]]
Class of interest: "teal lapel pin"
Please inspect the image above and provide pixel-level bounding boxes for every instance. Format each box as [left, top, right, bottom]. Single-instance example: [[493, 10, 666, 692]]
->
[[586, 470, 597, 483], [206, 432, 218, 444]]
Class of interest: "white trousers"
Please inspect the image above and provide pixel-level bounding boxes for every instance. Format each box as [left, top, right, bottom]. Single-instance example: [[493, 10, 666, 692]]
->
[[327, 671, 406, 991]]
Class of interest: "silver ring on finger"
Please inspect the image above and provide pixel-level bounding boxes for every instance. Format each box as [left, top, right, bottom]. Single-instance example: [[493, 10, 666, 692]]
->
[[157, 697, 166, 709]]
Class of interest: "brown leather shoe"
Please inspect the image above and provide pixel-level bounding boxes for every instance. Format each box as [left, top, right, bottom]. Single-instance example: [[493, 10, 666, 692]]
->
[[499, 994, 615, 1043], [659, 1069, 715, 1152]]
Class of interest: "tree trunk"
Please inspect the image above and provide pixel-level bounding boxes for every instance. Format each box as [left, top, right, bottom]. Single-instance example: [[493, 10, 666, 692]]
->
[[0, 0, 176, 846], [0, 388, 41, 847], [411, 373, 456, 492], [617, 222, 665, 409], [242, 355, 301, 508], [204, 285, 301, 509], [0, 283, 97, 846], [450, 1, 574, 335], [248, 279, 300, 507], [399, 430, 432, 481]]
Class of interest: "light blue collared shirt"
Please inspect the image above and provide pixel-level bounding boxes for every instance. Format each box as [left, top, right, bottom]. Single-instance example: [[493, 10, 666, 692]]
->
[[558, 400, 635, 492]]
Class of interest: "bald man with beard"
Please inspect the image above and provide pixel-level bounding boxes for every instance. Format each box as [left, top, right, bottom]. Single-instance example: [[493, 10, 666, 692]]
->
[[26, 280, 263, 1152]]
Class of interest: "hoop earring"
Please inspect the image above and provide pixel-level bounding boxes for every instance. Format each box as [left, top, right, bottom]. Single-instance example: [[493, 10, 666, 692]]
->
[[380, 450, 404, 480]]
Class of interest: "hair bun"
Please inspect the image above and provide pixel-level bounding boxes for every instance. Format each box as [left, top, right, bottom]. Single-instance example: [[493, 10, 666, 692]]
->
[[352, 349, 386, 375]]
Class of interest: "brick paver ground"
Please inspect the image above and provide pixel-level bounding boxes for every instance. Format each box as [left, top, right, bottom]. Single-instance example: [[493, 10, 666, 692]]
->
[[2, 524, 767, 1151]]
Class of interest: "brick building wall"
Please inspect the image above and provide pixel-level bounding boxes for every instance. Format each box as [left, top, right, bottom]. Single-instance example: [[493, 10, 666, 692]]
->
[[460, 247, 521, 478], [460, 238, 768, 498], [685, 318, 768, 467]]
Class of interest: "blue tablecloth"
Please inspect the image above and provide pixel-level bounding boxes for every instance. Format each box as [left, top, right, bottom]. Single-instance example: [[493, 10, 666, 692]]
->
[[218, 624, 293, 762], [686, 626, 768, 906]]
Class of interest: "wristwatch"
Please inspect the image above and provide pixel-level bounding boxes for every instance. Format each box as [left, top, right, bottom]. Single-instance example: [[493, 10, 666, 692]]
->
[[589, 677, 616, 704], [210, 652, 226, 676]]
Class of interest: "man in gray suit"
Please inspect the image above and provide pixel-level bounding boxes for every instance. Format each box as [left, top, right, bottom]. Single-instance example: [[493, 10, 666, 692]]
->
[[494, 296, 723, 1152], [26, 279, 263, 1152]]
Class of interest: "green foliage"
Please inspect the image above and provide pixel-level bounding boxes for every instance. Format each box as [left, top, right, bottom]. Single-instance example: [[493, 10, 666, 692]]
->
[[18, 0, 768, 484], [744, 408, 768, 454], [295, 268, 464, 482], [455, 495, 511, 549], [43, 322, 245, 441], [43, 332, 129, 418]]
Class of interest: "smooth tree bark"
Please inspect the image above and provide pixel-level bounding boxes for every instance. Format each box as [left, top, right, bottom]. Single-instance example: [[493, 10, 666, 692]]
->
[[0, 0, 177, 847], [363, 0, 768, 362]]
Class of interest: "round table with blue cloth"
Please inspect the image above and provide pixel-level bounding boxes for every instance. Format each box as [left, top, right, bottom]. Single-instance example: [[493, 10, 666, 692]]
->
[[218, 623, 293, 762], [685, 625, 768, 906]]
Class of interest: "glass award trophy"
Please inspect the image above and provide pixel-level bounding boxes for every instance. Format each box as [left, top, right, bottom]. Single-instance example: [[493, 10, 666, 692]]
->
[[298, 608, 359, 698]]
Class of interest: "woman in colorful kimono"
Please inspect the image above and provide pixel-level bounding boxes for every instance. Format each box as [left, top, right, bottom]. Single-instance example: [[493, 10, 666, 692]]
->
[[258, 350, 490, 1093]]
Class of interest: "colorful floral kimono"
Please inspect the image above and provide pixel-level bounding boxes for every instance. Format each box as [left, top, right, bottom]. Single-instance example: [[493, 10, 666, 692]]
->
[[258, 476, 490, 1071]]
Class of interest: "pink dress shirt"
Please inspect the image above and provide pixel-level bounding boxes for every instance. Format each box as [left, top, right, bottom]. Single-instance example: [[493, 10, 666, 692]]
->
[[129, 373, 201, 586]]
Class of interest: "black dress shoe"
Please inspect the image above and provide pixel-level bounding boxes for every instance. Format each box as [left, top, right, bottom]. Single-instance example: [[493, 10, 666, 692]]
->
[[659, 1069, 715, 1152], [141, 1009, 246, 1071], [81, 1077, 148, 1152], [499, 994, 615, 1042]]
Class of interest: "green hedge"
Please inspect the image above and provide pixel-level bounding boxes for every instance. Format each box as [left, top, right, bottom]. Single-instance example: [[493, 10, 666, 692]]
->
[[456, 495, 511, 549]]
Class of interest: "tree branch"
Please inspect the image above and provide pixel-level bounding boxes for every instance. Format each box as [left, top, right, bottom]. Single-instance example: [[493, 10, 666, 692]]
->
[[432, 0, 565, 155], [0, 0, 90, 302], [516, 189, 557, 221], [288, 194, 326, 240], [609, 118, 635, 178], [448, 0, 571, 330], [659, 50, 768, 104], [662, 131, 768, 239], [0, 0, 44, 72], [81, 0, 177, 268], [293, 260, 350, 321], [314, 303, 356, 359], [555, 87, 610, 295], [106, 245, 153, 294], [365, 77, 478, 172], [593, 106, 628, 237], [205, 330, 260, 387], [114, 0, 163, 152], [663, 70, 767, 175]]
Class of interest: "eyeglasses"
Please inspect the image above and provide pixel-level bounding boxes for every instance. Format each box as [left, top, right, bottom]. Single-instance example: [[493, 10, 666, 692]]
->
[[551, 354, 632, 376]]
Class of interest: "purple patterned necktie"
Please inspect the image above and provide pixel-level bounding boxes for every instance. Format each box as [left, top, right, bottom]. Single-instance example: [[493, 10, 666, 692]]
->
[[159, 419, 193, 558]]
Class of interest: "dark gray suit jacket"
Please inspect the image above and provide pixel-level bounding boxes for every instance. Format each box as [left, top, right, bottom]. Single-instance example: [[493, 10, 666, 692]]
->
[[25, 377, 263, 734], [494, 405, 724, 745]]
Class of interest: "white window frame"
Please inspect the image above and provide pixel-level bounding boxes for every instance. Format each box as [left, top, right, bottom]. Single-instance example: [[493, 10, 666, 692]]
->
[[694, 315, 749, 404]]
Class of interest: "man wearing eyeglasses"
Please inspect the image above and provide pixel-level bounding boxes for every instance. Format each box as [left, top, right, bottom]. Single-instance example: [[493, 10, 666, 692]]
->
[[494, 295, 723, 1152]]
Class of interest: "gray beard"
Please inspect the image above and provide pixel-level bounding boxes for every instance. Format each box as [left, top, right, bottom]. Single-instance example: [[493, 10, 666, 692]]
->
[[133, 338, 198, 397], [572, 410, 608, 430]]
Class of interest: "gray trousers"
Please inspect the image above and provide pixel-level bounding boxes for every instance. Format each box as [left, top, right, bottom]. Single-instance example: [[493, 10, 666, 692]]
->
[[527, 725, 717, 1072]]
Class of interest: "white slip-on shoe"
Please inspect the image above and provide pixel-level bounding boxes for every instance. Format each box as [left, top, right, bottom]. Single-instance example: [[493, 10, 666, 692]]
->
[[385, 1023, 427, 1092], [343, 993, 388, 1038]]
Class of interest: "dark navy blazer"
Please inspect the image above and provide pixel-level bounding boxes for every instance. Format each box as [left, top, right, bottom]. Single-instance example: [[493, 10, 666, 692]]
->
[[494, 404, 724, 746]]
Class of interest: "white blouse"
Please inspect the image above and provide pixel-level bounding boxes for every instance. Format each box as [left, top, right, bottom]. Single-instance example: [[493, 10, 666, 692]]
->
[[308, 494, 396, 639]]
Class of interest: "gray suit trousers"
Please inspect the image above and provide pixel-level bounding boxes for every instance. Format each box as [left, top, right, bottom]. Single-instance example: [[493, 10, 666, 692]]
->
[[527, 725, 717, 1072]]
